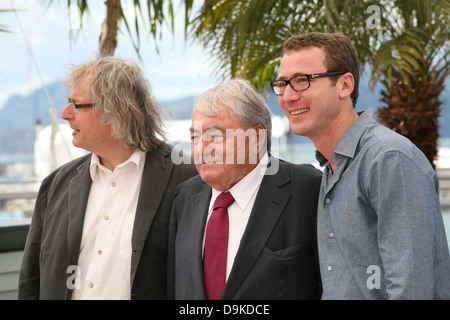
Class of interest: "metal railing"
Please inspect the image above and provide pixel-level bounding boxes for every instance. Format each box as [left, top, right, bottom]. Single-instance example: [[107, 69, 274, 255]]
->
[[0, 169, 449, 216]]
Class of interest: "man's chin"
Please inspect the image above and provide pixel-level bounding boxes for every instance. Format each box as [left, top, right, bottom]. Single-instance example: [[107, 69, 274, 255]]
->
[[198, 167, 223, 185]]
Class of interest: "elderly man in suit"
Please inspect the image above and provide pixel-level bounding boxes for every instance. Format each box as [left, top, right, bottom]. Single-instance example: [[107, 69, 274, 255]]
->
[[18, 55, 197, 300], [167, 78, 322, 300]]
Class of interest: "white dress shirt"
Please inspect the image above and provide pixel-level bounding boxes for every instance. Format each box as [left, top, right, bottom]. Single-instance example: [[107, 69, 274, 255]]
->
[[204, 152, 268, 280], [71, 150, 145, 300]]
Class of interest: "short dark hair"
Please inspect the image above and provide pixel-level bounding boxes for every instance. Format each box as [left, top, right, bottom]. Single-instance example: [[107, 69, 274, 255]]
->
[[283, 32, 359, 107]]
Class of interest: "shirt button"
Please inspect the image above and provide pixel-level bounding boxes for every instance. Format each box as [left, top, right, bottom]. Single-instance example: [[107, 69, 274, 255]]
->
[[327, 266, 333, 271], [329, 232, 334, 238], [88, 282, 94, 288], [326, 198, 331, 204], [111, 181, 117, 187], [97, 250, 102, 255], [104, 215, 109, 220]]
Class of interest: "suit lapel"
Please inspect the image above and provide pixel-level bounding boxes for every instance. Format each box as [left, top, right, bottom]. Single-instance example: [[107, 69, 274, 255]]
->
[[221, 161, 291, 299], [67, 157, 92, 267], [187, 184, 211, 299], [130, 147, 173, 284]]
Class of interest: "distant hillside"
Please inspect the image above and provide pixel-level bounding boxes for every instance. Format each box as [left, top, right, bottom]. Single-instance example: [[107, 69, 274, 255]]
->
[[0, 77, 449, 155], [0, 82, 69, 155]]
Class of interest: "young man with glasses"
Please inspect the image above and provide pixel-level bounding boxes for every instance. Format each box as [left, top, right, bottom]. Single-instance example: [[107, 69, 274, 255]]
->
[[18, 55, 197, 300], [272, 32, 450, 299]]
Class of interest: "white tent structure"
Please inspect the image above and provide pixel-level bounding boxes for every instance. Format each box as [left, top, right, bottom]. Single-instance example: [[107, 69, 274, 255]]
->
[[34, 121, 88, 182]]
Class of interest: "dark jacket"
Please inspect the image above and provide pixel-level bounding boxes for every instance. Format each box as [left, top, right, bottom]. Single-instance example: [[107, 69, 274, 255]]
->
[[168, 157, 322, 299], [18, 144, 197, 299]]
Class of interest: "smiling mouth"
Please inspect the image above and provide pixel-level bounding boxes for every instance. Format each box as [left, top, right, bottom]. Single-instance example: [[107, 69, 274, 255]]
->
[[291, 108, 310, 115]]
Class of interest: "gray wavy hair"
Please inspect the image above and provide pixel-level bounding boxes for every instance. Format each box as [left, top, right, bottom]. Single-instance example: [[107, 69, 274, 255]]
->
[[194, 78, 272, 152], [64, 55, 165, 152]]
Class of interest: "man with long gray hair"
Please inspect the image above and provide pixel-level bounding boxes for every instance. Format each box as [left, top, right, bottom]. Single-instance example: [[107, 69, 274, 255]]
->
[[18, 55, 197, 300]]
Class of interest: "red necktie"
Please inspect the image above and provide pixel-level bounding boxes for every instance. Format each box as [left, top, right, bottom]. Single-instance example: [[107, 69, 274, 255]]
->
[[203, 192, 235, 300]]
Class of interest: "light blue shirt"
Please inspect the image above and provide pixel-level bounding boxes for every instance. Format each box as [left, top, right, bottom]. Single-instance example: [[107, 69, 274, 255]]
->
[[316, 109, 450, 299]]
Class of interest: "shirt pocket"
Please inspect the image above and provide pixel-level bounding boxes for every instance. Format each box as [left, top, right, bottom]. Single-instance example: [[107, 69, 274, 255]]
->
[[237, 243, 318, 299]]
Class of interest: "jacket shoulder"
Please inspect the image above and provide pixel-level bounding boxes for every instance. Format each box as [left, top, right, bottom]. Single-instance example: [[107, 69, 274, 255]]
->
[[174, 175, 205, 197], [278, 159, 322, 181], [41, 153, 91, 185], [154, 143, 198, 180]]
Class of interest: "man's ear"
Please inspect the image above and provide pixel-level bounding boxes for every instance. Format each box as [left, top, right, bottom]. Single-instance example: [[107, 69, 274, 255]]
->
[[338, 72, 355, 100], [253, 124, 267, 156]]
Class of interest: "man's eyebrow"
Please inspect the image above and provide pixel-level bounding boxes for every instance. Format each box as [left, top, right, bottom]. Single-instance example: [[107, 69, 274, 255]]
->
[[205, 125, 225, 132], [277, 72, 305, 81], [189, 125, 224, 133]]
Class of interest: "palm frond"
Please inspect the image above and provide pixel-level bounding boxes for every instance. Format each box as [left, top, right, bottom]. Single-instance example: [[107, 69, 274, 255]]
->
[[41, 0, 196, 57], [0, 8, 20, 33]]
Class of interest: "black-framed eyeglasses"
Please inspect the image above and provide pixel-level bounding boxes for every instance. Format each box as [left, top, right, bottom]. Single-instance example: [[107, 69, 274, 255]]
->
[[270, 71, 346, 96], [67, 96, 95, 109]]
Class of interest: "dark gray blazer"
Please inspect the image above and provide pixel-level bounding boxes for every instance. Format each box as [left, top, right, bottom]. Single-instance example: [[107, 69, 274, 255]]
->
[[167, 157, 322, 300], [18, 144, 197, 300]]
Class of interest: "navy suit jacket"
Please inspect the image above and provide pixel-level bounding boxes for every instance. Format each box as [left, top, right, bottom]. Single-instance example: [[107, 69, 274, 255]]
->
[[18, 144, 197, 299], [167, 157, 322, 299]]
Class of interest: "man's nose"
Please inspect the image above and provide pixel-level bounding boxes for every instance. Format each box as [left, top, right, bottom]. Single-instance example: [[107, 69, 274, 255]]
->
[[61, 103, 74, 120], [278, 85, 302, 103], [282, 83, 302, 102], [192, 137, 204, 164]]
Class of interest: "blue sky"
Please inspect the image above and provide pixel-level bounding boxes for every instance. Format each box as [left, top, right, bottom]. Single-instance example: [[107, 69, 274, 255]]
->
[[0, 0, 219, 109]]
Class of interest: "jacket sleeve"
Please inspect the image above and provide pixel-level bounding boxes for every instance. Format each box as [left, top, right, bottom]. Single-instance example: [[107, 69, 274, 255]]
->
[[17, 179, 49, 299], [166, 183, 184, 300]]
